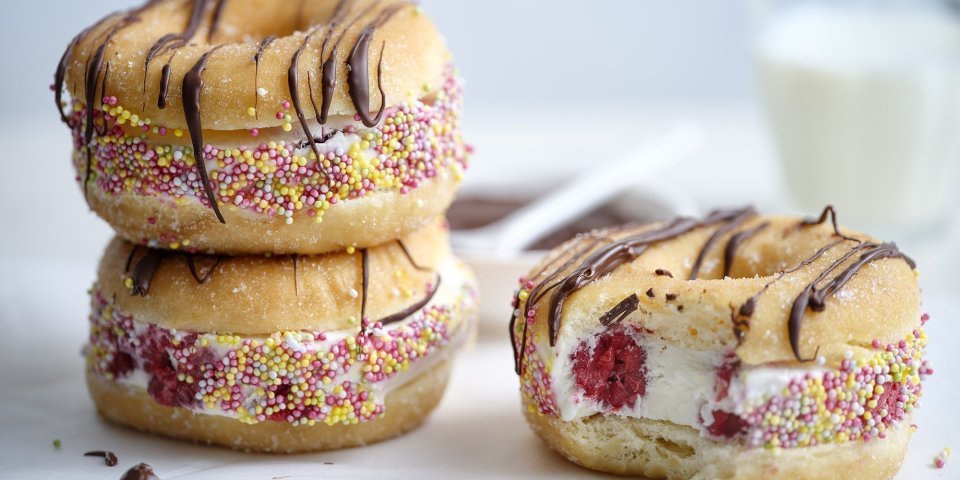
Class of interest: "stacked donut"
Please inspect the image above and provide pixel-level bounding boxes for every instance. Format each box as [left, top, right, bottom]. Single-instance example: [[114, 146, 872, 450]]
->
[[511, 207, 931, 479], [56, 0, 476, 452]]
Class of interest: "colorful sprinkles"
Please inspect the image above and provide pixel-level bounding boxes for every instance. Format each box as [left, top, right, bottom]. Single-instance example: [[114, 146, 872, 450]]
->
[[66, 66, 469, 226], [733, 326, 931, 450], [934, 447, 951, 469], [86, 282, 474, 426]]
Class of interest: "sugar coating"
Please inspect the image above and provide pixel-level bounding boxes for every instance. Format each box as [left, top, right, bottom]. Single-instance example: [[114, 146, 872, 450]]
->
[[67, 66, 469, 227], [86, 282, 475, 427]]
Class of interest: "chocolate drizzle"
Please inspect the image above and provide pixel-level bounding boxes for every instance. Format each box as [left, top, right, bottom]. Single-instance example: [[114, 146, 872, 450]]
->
[[143, 0, 211, 84], [722, 221, 769, 278], [119, 463, 161, 480], [786, 241, 913, 360], [81, 14, 142, 203], [125, 246, 221, 296], [347, 3, 406, 127], [689, 207, 756, 280], [207, 0, 228, 42], [359, 247, 370, 330], [157, 51, 178, 109], [288, 27, 326, 164], [599, 294, 639, 327], [182, 45, 226, 223], [544, 208, 750, 346], [375, 279, 441, 326], [252, 35, 277, 119], [84, 450, 118, 467]]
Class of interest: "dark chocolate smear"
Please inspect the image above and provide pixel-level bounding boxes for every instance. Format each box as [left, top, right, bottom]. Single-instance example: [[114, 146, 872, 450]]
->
[[130, 249, 165, 296], [599, 294, 639, 327], [119, 463, 161, 480], [182, 45, 226, 223], [156, 51, 178, 109], [252, 35, 278, 119], [84, 451, 118, 467]]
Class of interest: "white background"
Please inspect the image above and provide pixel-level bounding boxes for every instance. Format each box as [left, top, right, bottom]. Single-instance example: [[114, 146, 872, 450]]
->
[[1, 1, 958, 479]]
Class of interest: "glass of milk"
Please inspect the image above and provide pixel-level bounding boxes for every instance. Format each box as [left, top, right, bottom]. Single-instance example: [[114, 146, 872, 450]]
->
[[755, 0, 960, 234]]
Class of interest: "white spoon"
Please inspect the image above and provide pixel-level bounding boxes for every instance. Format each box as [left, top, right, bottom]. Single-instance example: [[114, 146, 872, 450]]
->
[[451, 123, 704, 256]]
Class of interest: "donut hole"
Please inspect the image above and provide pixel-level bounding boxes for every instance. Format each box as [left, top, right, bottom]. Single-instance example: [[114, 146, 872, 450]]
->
[[207, 0, 341, 44]]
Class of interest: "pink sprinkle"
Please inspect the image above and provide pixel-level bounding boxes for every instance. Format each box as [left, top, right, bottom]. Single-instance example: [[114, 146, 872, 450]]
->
[[281, 100, 291, 109], [276, 111, 284, 120], [250, 128, 259, 137]]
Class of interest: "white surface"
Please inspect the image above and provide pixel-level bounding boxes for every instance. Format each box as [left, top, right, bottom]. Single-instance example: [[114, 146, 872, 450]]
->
[[2, 102, 959, 478]]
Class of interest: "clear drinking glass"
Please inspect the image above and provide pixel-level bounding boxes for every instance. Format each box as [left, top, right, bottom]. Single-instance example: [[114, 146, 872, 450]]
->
[[753, 0, 960, 235]]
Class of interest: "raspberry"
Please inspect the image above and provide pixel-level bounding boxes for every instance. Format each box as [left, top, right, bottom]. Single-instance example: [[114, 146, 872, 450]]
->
[[571, 327, 647, 410], [704, 409, 748, 438]]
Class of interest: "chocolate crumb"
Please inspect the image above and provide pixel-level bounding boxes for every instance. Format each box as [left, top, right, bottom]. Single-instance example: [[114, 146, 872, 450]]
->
[[119, 463, 160, 480], [654, 269, 673, 278], [84, 450, 118, 467], [645, 288, 654, 298], [678, 305, 684, 311], [665, 293, 677, 302]]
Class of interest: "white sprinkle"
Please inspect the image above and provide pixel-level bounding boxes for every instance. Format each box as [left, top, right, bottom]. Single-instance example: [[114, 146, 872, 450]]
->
[[349, 288, 359, 299], [257, 87, 268, 97]]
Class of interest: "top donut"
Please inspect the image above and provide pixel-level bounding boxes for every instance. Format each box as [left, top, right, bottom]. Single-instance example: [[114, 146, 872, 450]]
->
[[55, 0, 469, 254]]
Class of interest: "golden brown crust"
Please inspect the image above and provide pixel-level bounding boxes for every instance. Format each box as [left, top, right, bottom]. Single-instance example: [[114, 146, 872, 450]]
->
[[98, 219, 451, 334], [523, 398, 910, 479], [88, 173, 459, 255], [64, 0, 448, 130], [88, 360, 453, 453], [518, 214, 920, 368]]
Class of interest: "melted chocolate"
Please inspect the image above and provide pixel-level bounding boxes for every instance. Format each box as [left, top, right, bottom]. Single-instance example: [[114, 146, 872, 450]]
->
[[599, 294, 639, 327], [182, 45, 226, 223], [126, 247, 220, 296], [252, 35, 278, 119], [359, 247, 370, 329], [347, 3, 407, 127], [722, 221, 768, 278], [144, 0, 210, 80], [689, 207, 756, 280], [207, 0, 228, 42], [119, 463, 160, 480], [376, 277, 441, 326], [288, 27, 325, 163], [544, 208, 750, 346], [84, 451, 118, 466], [787, 241, 913, 360], [157, 51, 178, 109], [81, 14, 142, 203]]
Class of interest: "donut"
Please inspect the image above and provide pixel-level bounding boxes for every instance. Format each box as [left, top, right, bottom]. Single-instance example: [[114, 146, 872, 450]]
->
[[85, 220, 478, 452], [54, 0, 469, 254], [509, 206, 931, 479]]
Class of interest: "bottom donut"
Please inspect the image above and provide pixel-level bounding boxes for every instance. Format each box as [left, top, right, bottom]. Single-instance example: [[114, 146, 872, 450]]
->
[[84, 229, 477, 452], [88, 360, 453, 453]]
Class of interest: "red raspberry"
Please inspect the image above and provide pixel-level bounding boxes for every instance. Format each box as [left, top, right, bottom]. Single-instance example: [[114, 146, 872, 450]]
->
[[571, 327, 647, 410], [704, 409, 748, 438]]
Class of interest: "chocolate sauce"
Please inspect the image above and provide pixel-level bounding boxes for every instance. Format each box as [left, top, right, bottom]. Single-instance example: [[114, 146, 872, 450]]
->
[[288, 27, 325, 164], [688, 207, 756, 280], [207, 0, 228, 42], [375, 278, 441, 326], [119, 463, 160, 480], [81, 14, 142, 203], [182, 45, 226, 223], [84, 450, 118, 466], [722, 222, 768, 278], [144, 0, 210, 79], [359, 247, 370, 328], [347, 3, 407, 127], [252, 35, 278, 119], [787, 242, 913, 360], [543, 208, 750, 346], [156, 51, 178, 109], [599, 294, 639, 327], [126, 247, 220, 296]]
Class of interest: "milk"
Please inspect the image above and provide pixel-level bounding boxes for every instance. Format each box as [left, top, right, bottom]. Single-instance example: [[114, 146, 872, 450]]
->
[[758, 4, 960, 233]]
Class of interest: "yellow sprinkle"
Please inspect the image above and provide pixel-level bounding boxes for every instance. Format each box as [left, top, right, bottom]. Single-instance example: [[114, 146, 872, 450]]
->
[[247, 107, 256, 117]]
